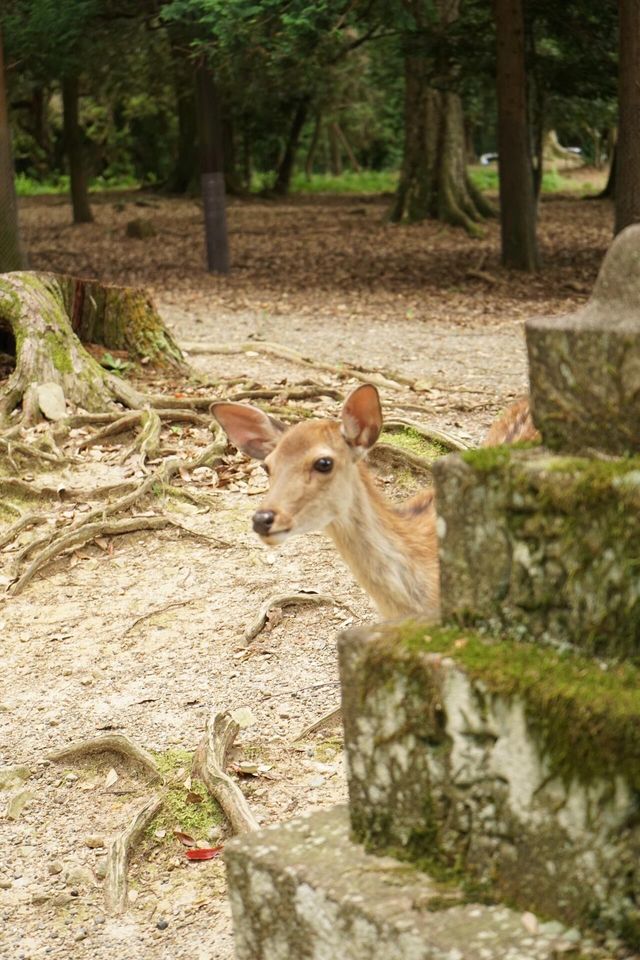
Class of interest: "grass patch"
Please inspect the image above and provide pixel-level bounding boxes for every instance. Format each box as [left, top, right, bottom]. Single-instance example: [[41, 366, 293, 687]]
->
[[381, 426, 449, 462]]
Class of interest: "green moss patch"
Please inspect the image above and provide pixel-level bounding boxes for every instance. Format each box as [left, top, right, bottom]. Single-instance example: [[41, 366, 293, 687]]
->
[[368, 620, 640, 789], [149, 749, 224, 841], [381, 427, 449, 462]]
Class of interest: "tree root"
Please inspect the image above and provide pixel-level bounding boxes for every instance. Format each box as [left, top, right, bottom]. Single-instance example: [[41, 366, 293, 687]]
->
[[8, 515, 171, 595], [182, 340, 416, 392], [6, 434, 226, 592], [244, 592, 353, 642], [105, 794, 165, 914], [117, 408, 161, 465], [122, 597, 203, 637], [382, 417, 471, 451], [292, 706, 342, 743], [0, 512, 48, 550], [229, 385, 344, 403], [193, 709, 259, 835], [47, 733, 162, 780]]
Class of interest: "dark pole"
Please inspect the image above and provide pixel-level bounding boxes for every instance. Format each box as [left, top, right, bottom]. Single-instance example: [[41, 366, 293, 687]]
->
[[195, 56, 229, 274]]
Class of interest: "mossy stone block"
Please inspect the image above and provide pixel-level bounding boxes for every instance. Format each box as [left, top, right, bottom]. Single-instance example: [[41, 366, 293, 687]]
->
[[526, 223, 640, 455], [338, 620, 640, 939], [433, 446, 640, 657], [225, 806, 590, 959]]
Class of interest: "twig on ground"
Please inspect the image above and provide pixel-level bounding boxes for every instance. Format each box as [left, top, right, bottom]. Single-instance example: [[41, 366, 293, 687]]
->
[[123, 597, 204, 637], [229, 385, 344, 403], [193, 709, 259, 835], [105, 794, 164, 914], [292, 706, 343, 742], [47, 733, 161, 779], [245, 592, 354, 643]]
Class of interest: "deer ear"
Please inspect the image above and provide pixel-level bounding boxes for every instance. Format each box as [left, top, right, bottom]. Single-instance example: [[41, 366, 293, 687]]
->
[[341, 384, 382, 454], [211, 402, 287, 460]]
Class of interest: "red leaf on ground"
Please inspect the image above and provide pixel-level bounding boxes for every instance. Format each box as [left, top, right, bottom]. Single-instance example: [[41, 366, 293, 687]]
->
[[185, 846, 223, 861]]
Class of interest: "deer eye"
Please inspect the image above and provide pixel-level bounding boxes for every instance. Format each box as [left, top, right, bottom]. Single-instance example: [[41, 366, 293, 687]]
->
[[313, 457, 334, 473]]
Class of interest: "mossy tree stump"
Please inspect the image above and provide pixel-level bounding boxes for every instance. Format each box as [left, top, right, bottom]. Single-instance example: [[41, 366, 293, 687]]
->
[[0, 272, 185, 424]]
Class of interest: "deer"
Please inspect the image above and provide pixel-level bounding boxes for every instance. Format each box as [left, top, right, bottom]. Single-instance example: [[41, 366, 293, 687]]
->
[[211, 385, 537, 620]]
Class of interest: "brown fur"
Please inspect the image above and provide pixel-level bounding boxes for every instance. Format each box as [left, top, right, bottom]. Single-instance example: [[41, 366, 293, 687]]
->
[[212, 391, 537, 619]]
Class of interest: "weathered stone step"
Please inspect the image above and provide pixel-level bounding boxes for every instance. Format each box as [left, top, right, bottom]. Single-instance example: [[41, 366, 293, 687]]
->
[[526, 223, 640, 456], [433, 445, 640, 656], [224, 806, 592, 960], [338, 620, 640, 943]]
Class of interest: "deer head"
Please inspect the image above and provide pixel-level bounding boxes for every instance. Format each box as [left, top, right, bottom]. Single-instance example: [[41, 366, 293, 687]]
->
[[211, 384, 383, 545]]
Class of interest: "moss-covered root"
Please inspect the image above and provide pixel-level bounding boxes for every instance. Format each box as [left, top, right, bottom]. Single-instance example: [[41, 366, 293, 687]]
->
[[0, 271, 144, 425]]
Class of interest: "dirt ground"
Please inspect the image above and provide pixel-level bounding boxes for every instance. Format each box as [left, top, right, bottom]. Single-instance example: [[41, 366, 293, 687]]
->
[[1, 181, 615, 960]]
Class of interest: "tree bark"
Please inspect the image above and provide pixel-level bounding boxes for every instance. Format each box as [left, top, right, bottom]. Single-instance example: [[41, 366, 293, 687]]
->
[[273, 99, 308, 196], [391, 55, 493, 232], [494, 0, 539, 270], [335, 124, 361, 173], [166, 35, 198, 195], [615, 0, 640, 234], [593, 144, 617, 199], [62, 75, 94, 225], [195, 58, 229, 274], [0, 27, 27, 271], [305, 114, 322, 178], [391, 2, 493, 233], [0, 273, 184, 424]]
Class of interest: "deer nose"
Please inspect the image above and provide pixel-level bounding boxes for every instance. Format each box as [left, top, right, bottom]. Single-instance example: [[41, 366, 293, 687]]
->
[[253, 510, 276, 535]]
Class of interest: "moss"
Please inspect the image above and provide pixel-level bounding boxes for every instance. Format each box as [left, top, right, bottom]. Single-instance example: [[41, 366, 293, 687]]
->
[[314, 737, 343, 762], [44, 330, 73, 375], [381, 427, 448, 462], [373, 621, 640, 790], [149, 749, 224, 840]]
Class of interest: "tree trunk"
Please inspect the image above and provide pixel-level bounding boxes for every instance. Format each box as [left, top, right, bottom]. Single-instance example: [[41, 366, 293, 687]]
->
[[328, 121, 343, 176], [305, 114, 322, 178], [615, 0, 640, 234], [335, 124, 361, 172], [390, 54, 493, 233], [62, 75, 94, 225], [593, 144, 617, 199], [166, 36, 198, 195], [273, 100, 308, 196], [0, 273, 184, 424], [195, 58, 229, 274], [0, 27, 27, 271], [494, 0, 539, 270]]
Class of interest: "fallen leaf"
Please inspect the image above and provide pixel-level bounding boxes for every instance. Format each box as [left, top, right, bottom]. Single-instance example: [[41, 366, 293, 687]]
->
[[104, 767, 119, 789], [185, 846, 223, 861], [173, 830, 197, 846], [186, 791, 203, 804]]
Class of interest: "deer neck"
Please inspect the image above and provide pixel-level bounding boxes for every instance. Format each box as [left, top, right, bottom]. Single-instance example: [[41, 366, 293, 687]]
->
[[325, 463, 439, 619]]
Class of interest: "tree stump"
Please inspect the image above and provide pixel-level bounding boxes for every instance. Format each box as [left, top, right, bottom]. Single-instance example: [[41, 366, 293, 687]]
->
[[0, 272, 185, 425]]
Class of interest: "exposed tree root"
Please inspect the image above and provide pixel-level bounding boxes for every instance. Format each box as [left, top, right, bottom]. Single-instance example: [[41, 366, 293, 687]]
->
[[122, 597, 203, 637], [48, 733, 162, 780], [9, 515, 171, 595], [105, 794, 165, 914], [193, 709, 259, 835], [0, 512, 48, 550], [292, 706, 342, 742], [244, 591, 353, 643], [182, 340, 415, 392], [229, 385, 344, 403], [383, 417, 471, 452]]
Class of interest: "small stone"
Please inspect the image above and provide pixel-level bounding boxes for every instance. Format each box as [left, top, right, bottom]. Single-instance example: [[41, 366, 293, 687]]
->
[[5, 788, 33, 821], [276, 703, 293, 718], [0, 879, 12, 890], [94, 858, 107, 880], [74, 929, 88, 942], [32, 891, 50, 905], [540, 921, 566, 937], [65, 865, 95, 889], [48, 860, 64, 876], [307, 775, 326, 789], [207, 825, 223, 841], [156, 919, 169, 930], [562, 929, 581, 943], [37, 383, 67, 421], [52, 892, 72, 906], [84, 836, 105, 849]]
